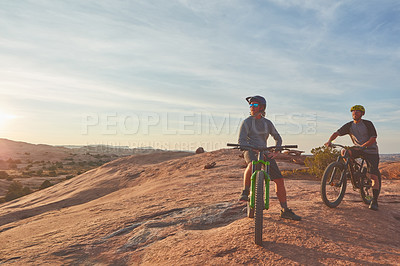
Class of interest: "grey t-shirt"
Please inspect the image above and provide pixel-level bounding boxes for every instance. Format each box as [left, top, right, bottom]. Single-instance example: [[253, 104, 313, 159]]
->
[[238, 116, 282, 148], [337, 119, 378, 154]]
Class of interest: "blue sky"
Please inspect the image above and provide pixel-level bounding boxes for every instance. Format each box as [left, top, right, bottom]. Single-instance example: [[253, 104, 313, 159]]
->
[[0, 0, 399, 153]]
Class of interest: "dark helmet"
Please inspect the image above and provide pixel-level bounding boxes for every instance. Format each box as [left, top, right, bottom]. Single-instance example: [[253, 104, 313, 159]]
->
[[246, 95, 267, 110]]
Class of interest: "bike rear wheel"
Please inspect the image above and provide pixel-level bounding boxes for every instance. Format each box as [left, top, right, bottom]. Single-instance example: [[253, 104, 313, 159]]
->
[[321, 162, 347, 208], [360, 170, 382, 205], [254, 171, 264, 246]]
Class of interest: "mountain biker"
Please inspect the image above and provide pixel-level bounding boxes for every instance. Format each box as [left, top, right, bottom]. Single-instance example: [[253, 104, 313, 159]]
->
[[238, 95, 301, 221], [324, 105, 380, 210]]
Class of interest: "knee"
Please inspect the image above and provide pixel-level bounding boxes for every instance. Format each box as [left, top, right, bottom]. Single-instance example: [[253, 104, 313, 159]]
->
[[274, 178, 285, 188], [245, 162, 252, 170], [341, 149, 348, 157]]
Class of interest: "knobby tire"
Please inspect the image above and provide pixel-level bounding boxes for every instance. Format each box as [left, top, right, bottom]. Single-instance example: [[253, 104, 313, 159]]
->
[[321, 162, 347, 208], [254, 171, 264, 246]]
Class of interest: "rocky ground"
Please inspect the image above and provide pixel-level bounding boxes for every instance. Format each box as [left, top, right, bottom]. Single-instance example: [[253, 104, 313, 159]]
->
[[0, 149, 399, 265]]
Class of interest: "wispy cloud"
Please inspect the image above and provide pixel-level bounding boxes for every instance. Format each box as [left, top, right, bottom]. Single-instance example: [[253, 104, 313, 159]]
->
[[0, 0, 399, 151]]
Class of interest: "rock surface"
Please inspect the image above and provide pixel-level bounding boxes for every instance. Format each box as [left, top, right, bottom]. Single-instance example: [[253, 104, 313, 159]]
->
[[0, 149, 399, 265]]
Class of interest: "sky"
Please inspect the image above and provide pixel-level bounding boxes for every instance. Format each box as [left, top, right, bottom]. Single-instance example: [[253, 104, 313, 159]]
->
[[0, 0, 399, 153]]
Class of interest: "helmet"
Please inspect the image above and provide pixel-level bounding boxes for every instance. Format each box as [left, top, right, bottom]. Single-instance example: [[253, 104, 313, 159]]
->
[[245, 96, 267, 109], [350, 105, 365, 113]]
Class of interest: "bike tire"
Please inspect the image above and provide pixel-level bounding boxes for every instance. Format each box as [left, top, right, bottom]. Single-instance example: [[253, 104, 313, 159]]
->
[[254, 171, 264, 246], [321, 162, 347, 208], [360, 170, 382, 205]]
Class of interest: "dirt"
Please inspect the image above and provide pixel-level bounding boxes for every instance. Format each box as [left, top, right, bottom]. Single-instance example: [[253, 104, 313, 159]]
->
[[0, 149, 399, 265], [380, 161, 400, 180]]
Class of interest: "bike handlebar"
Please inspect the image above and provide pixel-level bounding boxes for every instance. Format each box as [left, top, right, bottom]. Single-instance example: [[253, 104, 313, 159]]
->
[[227, 143, 298, 151], [330, 144, 366, 150]]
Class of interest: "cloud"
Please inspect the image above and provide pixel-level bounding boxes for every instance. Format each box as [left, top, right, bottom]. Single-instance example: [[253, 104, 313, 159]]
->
[[0, 0, 399, 151]]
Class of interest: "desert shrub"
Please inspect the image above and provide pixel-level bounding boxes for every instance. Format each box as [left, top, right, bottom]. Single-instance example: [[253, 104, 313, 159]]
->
[[48, 165, 57, 171], [39, 180, 53, 189], [36, 169, 44, 176], [0, 171, 9, 179], [304, 146, 340, 178], [8, 163, 18, 169], [48, 170, 57, 177], [7, 159, 21, 164], [5, 181, 32, 201]]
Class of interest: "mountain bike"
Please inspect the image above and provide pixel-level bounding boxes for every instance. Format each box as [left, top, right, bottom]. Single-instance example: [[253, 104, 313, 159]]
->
[[321, 144, 381, 208], [227, 143, 297, 246]]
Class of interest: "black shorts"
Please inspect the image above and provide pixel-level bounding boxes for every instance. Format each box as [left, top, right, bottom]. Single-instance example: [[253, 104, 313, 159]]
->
[[243, 150, 283, 180], [350, 149, 380, 176]]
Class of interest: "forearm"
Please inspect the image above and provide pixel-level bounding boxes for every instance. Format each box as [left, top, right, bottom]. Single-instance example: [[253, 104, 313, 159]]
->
[[274, 134, 282, 147], [362, 137, 377, 147], [328, 132, 339, 142], [325, 132, 339, 146]]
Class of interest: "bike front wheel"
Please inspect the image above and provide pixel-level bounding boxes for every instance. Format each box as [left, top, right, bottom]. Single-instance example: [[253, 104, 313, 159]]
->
[[360, 169, 382, 205], [321, 162, 347, 208], [254, 171, 264, 246]]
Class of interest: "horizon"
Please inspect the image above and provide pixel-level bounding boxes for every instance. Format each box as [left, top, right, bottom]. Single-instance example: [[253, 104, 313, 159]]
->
[[1, 1, 399, 153], [2, 137, 400, 156]]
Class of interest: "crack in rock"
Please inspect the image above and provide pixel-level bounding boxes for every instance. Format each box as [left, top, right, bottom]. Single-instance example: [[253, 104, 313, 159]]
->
[[106, 201, 244, 252]]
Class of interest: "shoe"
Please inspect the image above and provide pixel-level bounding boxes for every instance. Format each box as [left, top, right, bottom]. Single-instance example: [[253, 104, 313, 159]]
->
[[280, 208, 301, 221], [239, 189, 249, 201], [369, 199, 378, 211]]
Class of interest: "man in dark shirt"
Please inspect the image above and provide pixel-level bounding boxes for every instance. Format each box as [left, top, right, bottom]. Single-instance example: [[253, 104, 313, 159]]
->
[[325, 105, 380, 210]]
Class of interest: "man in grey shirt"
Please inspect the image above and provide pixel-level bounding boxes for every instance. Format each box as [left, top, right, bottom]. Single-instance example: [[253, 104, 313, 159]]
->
[[238, 95, 301, 221], [325, 105, 380, 210]]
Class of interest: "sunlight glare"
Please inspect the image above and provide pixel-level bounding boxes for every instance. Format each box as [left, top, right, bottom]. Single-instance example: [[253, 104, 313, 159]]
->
[[0, 111, 17, 129]]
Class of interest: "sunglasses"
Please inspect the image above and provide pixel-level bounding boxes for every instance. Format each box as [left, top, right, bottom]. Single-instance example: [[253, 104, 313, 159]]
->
[[249, 103, 259, 107]]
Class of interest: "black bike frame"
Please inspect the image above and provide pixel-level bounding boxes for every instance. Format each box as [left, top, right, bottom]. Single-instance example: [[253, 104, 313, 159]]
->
[[334, 148, 366, 189]]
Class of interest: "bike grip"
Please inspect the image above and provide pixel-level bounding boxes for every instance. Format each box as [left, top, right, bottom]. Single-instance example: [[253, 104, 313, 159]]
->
[[227, 143, 239, 147], [284, 145, 298, 149]]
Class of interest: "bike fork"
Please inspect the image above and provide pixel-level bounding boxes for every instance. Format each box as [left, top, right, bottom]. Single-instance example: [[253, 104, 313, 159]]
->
[[250, 160, 271, 210], [264, 172, 270, 210], [250, 171, 256, 208]]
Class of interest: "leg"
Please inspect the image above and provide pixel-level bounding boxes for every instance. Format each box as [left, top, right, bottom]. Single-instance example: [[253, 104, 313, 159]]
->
[[274, 177, 287, 206], [243, 162, 252, 190], [268, 158, 301, 221], [239, 151, 256, 201], [365, 153, 380, 210], [369, 174, 380, 190]]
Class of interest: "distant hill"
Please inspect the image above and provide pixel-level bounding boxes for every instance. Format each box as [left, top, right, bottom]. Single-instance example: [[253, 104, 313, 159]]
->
[[380, 154, 400, 163], [0, 138, 164, 162], [0, 139, 178, 198]]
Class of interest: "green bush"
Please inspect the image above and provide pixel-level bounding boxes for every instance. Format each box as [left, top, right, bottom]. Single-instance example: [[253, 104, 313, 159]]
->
[[0, 171, 9, 179], [305, 146, 340, 178], [5, 181, 32, 201], [48, 170, 57, 177], [36, 169, 44, 176], [39, 180, 53, 189]]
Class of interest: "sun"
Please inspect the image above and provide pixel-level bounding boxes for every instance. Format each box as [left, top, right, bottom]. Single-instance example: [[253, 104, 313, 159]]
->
[[0, 111, 17, 129]]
